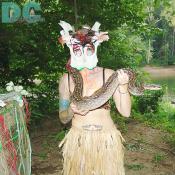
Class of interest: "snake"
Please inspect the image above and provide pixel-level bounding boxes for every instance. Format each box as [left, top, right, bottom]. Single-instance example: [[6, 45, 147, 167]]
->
[[68, 66, 161, 111]]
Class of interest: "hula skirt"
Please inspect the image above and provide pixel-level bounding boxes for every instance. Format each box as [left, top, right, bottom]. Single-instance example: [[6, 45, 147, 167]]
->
[[59, 124, 125, 175]]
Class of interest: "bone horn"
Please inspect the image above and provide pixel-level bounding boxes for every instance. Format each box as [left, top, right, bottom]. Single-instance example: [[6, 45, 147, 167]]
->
[[91, 21, 101, 32], [58, 20, 74, 35]]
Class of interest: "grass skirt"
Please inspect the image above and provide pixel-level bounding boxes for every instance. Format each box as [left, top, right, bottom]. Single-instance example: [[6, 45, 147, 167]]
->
[[59, 124, 126, 175]]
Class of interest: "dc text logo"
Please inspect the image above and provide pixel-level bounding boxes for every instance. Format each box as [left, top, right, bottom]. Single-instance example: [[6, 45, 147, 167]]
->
[[1, 2, 45, 23]]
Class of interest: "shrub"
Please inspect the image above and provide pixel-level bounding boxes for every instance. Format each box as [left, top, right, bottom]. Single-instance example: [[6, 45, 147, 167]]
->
[[133, 88, 165, 114]]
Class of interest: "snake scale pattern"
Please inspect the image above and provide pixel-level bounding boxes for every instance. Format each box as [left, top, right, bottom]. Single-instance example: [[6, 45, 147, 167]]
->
[[68, 66, 146, 111]]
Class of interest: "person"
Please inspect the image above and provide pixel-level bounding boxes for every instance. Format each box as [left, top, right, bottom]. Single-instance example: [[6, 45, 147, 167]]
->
[[58, 21, 131, 175]]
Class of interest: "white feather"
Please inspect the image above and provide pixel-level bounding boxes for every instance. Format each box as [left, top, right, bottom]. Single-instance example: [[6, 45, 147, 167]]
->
[[91, 21, 101, 32], [60, 30, 65, 36], [59, 21, 74, 34]]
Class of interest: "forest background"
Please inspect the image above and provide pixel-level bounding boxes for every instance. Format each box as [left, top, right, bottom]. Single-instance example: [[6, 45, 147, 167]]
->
[[0, 1, 175, 171]]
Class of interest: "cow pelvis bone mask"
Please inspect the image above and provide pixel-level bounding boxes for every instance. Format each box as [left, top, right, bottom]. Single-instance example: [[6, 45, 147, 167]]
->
[[58, 21, 109, 70]]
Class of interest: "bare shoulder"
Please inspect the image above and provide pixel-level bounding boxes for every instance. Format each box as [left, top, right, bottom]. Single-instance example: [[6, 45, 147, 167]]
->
[[58, 73, 69, 91], [103, 68, 115, 80], [104, 68, 115, 74], [59, 73, 68, 83]]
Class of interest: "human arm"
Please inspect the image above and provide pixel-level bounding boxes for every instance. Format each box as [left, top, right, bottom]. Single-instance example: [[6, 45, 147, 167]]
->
[[58, 73, 89, 124], [58, 74, 74, 124], [112, 69, 131, 117]]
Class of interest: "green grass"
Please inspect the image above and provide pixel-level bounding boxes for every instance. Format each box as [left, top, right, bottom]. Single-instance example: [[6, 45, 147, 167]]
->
[[32, 152, 48, 160], [132, 98, 175, 151], [125, 163, 144, 170], [54, 130, 67, 141], [162, 134, 175, 152], [125, 142, 144, 151], [152, 153, 166, 164], [132, 99, 175, 132]]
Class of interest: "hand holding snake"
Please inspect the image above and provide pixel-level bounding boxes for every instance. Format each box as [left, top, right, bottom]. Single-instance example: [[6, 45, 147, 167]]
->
[[70, 103, 89, 116], [117, 69, 131, 94]]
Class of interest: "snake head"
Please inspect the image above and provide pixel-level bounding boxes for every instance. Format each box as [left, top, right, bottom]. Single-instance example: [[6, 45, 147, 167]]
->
[[128, 81, 145, 96]]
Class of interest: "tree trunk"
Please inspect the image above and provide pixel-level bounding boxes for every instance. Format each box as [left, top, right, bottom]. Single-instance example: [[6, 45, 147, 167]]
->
[[172, 28, 175, 57], [74, 0, 78, 25]]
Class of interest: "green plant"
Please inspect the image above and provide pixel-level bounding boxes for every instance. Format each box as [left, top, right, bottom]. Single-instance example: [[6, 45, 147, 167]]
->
[[162, 134, 175, 152], [125, 142, 143, 151], [126, 163, 144, 170], [152, 153, 166, 164], [54, 130, 68, 141], [0, 87, 6, 94], [133, 88, 165, 114]]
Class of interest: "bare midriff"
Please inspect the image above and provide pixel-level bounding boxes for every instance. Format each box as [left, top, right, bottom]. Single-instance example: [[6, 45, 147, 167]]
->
[[72, 108, 115, 131]]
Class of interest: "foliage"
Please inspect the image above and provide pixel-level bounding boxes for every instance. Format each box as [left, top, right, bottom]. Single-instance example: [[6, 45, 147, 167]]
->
[[125, 142, 143, 151], [126, 163, 144, 171], [99, 25, 147, 69], [0, 0, 175, 123], [132, 97, 175, 133], [133, 88, 165, 114], [151, 0, 175, 65], [163, 133, 175, 152], [0, 0, 153, 122], [156, 100, 175, 132], [152, 153, 166, 164], [0, 87, 6, 94]]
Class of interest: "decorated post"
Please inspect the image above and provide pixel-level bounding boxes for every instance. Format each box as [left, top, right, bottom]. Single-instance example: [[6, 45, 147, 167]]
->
[[0, 91, 31, 175]]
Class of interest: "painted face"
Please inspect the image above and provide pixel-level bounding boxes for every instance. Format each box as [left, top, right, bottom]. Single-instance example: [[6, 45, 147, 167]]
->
[[67, 38, 99, 70]]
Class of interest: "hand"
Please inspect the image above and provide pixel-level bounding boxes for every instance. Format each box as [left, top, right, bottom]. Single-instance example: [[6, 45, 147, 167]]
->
[[70, 103, 89, 116], [117, 69, 130, 93], [117, 69, 129, 86]]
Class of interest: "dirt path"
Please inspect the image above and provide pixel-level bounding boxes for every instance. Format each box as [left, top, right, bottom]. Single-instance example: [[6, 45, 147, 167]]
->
[[30, 116, 175, 175], [142, 65, 175, 78]]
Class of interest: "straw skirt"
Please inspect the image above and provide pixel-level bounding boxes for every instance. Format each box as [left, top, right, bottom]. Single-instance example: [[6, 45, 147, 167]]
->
[[59, 124, 125, 175]]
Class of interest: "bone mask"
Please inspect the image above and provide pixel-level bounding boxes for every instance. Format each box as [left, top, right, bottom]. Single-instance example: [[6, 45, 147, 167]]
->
[[58, 21, 109, 70]]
